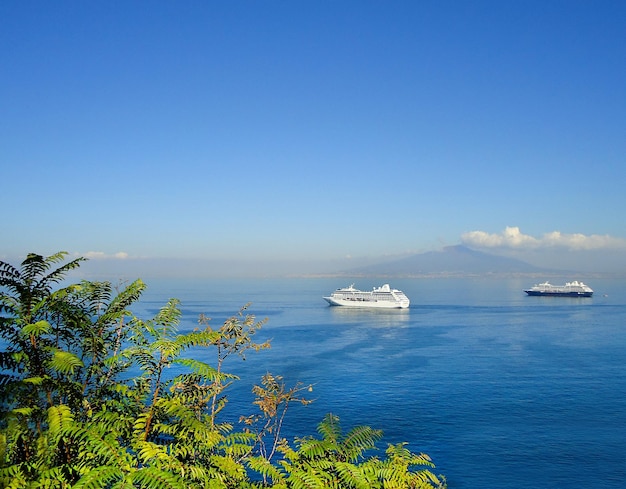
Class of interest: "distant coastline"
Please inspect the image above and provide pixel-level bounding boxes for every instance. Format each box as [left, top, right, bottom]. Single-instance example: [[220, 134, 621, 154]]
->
[[299, 271, 622, 279]]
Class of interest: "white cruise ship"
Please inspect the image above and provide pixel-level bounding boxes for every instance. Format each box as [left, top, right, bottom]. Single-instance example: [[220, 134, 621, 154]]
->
[[524, 281, 593, 297], [323, 284, 410, 309]]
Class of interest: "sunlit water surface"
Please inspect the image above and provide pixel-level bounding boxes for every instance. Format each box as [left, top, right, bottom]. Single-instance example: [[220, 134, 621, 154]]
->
[[133, 277, 626, 488]]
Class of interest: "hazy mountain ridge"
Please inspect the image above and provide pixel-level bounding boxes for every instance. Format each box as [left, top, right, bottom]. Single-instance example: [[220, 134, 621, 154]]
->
[[334, 245, 559, 278]]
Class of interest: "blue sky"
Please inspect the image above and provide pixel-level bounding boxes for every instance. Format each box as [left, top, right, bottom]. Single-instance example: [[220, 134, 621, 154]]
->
[[2, 1, 625, 277]]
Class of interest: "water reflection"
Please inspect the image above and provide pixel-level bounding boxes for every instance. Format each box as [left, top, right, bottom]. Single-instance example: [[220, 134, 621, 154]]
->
[[328, 305, 411, 328]]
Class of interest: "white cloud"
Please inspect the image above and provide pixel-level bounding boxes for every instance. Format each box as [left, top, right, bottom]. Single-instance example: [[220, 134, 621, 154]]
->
[[81, 251, 130, 260], [461, 226, 626, 251]]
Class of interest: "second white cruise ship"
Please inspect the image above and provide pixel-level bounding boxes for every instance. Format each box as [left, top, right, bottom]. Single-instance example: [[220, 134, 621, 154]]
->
[[323, 284, 410, 309]]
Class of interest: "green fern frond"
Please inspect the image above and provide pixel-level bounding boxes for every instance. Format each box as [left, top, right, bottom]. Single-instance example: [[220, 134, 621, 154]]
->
[[90, 408, 135, 436], [317, 413, 342, 444], [221, 430, 255, 446], [278, 443, 300, 463], [62, 423, 134, 472], [208, 453, 247, 480], [47, 404, 74, 436], [219, 437, 254, 458], [19, 253, 53, 283], [385, 442, 435, 468], [101, 279, 146, 318], [133, 411, 151, 436], [127, 349, 160, 373], [19, 320, 51, 337], [150, 338, 182, 360], [0, 464, 27, 489], [42, 252, 86, 286], [28, 465, 74, 487], [0, 259, 20, 282], [48, 349, 84, 375], [57, 424, 91, 446], [129, 466, 186, 489], [151, 299, 182, 331], [341, 425, 382, 461], [10, 406, 34, 416], [294, 437, 334, 460], [19, 252, 85, 295], [171, 359, 237, 382], [173, 328, 223, 348], [72, 465, 124, 489], [22, 374, 48, 385], [246, 455, 286, 482], [334, 461, 370, 489], [287, 467, 330, 489], [135, 440, 180, 467]]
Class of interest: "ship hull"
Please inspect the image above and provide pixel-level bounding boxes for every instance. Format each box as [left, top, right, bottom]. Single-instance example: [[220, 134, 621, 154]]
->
[[323, 297, 409, 309], [524, 291, 593, 297]]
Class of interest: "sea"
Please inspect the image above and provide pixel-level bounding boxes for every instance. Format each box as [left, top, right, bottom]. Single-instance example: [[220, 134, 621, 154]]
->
[[132, 276, 626, 488]]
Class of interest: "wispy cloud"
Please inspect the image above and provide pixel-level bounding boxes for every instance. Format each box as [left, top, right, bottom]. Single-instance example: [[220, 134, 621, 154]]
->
[[461, 226, 626, 251], [81, 251, 130, 260]]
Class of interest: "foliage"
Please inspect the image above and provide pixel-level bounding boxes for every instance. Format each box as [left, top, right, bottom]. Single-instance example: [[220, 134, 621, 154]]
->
[[242, 373, 314, 467], [0, 252, 446, 488], [247, 413, 445, 489]]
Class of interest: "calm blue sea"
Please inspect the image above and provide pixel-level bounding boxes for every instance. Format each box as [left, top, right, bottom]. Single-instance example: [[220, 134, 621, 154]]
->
[[134, 277, 626, 488]]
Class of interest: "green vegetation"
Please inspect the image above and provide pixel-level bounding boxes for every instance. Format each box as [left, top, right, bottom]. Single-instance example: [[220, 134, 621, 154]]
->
[[0, 252, 446, 488]]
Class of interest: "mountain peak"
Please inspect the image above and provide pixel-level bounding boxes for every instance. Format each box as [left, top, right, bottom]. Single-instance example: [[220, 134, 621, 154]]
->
[[343, 245, 549, 277]]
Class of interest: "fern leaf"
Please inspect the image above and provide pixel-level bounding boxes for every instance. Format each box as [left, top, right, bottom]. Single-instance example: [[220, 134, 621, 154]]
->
[[246, 455, 286, 483], [47, 404, 74, 436], [42, 252, 86, 286], [208, 454, 247, 480], [287, 467, 329, 489], [174, 329, 222, 349], [171, 358, 235, 381], [101, 279, 146, 317], [130, 466, 186, 489], [317, 413, 342, 444], [19, 320, 51, 337], [22, 375, 47, 385], [334, 461, 370, 489], [135, 440, 178, 466], [341, 425, 382, 461], [152, 299, 182, 331], [295, 437, 334, 460], [72, 465, 124, 489], [10, 406, 34, 416], [49, 349, 84, 374]]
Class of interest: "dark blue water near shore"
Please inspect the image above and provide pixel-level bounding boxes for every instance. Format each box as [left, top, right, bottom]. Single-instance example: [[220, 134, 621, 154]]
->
[[134, 277, 626, 488]]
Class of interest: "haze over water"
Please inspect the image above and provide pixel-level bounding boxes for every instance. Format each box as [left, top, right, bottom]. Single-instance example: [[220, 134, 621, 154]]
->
[[134, 276, 626, 488]]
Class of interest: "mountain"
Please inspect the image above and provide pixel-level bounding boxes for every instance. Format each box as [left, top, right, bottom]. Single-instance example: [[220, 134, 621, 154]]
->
[[343, 245, 550, 277]]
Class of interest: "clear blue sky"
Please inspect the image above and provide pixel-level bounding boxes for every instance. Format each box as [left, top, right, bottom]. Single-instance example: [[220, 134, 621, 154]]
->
[[2, 1, 625, 277]]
